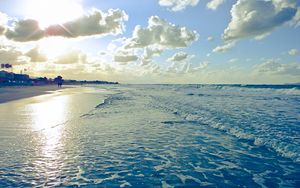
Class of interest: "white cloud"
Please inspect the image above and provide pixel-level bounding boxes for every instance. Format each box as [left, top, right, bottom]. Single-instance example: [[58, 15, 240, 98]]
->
[[122, 16, 198, 64], [4, 9, 128, 42], [228, 58, 238, 63], [0, 12, 8, 25], [107, 37, 127, 52], [166, 62, 190, 74], [53, 50, 87, 64], [207, 0, 225, 10], [293, 8, 300, 26], [98, 51, 107, 56], [142, 47, 163, 60], [114, 49, 139, 63], [167, 51, 190, 62], [25, 47, 47, 62], [148, 64, 161, 74], [255, 59, 300, 76], [207, 36, 214, 41], [223, 0, 297, 41], [0, 27, 4, 35], [272, 0, 296, 10], [5, 19, 45, 42], [125, 16, 199, 49], [141, 47, 164, 65], [108, 16, 198, 65], [159, 0, 200, 11], [45, 9, 128, 38], [288, 48, 299, 56], [187, 61, 210, 73], [0, 12, 9, 35], [213, 41, 235, 53], [0, 45, 29, 65]]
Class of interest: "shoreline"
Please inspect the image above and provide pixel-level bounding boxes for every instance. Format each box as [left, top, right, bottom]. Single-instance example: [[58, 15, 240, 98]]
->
[[0, 85, 67, 104]]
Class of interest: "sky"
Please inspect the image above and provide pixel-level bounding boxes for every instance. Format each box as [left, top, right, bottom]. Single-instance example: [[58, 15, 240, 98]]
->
[[0, 0, 299, 84]]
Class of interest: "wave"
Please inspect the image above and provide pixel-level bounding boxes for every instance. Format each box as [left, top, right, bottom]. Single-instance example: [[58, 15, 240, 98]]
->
[[183, 111, 300, 162], [81, 92, 127, 118], [147, 85, 300, 162]]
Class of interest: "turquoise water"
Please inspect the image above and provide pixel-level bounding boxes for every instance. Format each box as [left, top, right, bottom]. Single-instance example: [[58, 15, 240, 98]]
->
[[0, 85, 299, 187]]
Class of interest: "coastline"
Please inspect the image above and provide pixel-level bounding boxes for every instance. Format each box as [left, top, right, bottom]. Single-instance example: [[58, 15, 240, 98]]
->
[[0, 85, 67, 103]]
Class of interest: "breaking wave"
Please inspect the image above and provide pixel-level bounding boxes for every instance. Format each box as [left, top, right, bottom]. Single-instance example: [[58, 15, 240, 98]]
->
[[145, 84, 300, 162]]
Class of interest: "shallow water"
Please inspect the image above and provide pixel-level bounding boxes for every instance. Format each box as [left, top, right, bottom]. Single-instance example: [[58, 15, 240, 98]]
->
[[0, 85, 299, 187]]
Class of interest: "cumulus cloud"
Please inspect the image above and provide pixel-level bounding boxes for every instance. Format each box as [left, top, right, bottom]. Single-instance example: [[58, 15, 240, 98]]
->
[[187, 61, 210, 73], [147, 64, 161, 74], [0, 45, 29, 65], [0, 12, 9, 35], [196, 61, 210, 69], [223, 0, 297, 41], [25, 47, 47, 62], [228, 58, 238, 63], [207, 36, 214, 41], [0, 27, 4, 35], [141, 47, 164, 65], [166, 62, 190, 74], [54, 50, 87, 64], [125, 16, 199, 49], [272, 0, 297, 10], [5, 19, 45, 42], [114, 50, 139, 63], [165, 61, 207, 75], [255, 59, 300, 76], [45, 9, 128, 38], [4, 9, 128, 42], [122, 16, 198, 64], [293, 8, 300, 26], [213, 41, 236, 53], [288, 48, 299, 56], [167, 52, 190, 62], [142, 47, 163, 60], [159, 0, 200, 11], [207, 0, 225, 10]]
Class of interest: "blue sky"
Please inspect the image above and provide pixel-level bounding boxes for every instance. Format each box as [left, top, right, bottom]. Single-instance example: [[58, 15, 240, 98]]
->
[[0, 0, 299, 83]]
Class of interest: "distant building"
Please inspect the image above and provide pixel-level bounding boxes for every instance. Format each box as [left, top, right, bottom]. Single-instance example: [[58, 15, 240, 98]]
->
[[0, 70, 14, 83], [13, 73, 30, 84], [31, 77, 48, 85], [0, 70, 30, 84], [0, 70, 119, 86]]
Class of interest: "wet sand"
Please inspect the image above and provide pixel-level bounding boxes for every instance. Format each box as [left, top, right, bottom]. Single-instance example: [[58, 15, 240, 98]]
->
[[0, 85, 66, 103]]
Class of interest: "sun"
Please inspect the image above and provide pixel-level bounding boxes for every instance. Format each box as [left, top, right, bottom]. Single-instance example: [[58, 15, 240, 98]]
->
[[25, 0, 84, 29], [24, 0, 85, 58]]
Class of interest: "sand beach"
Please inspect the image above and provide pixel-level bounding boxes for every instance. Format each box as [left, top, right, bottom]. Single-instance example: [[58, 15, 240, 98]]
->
[[0, 85, 66, 103]]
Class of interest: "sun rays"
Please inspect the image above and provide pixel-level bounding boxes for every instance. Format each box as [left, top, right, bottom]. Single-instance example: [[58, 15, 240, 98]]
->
[[25, 0, 84, 29]]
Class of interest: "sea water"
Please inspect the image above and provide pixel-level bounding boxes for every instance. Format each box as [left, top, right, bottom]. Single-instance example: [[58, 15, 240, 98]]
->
[[0, 85, 299, 187]]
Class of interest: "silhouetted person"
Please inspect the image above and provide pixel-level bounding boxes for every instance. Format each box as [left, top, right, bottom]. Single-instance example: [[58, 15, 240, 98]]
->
[[58, 81, 62, 88], [54, 76, 63, 88]]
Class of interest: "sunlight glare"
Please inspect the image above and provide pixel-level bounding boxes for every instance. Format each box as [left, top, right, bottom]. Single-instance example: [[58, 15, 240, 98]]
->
[[25, 0, 84, 29], [39, 38, 73, 59], [31, 95, 69, 131], [30, 95, 69, 154], [29, 95, 70, 175]]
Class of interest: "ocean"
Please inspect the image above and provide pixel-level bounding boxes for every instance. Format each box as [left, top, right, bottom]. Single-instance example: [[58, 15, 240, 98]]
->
[[0, 84, 299, 187]]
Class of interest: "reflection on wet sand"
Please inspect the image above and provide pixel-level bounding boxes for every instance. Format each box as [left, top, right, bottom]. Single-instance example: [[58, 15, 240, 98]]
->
[[0, 87, 110, 187], [29, 95, 70, 183]]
